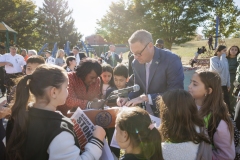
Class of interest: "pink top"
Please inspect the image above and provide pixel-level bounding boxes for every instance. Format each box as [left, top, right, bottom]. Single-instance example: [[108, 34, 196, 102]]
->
[[212, 120, 235, 160]]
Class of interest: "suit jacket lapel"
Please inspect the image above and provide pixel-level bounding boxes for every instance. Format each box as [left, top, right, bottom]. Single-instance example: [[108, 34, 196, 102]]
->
[[148, 48, 161, 88]]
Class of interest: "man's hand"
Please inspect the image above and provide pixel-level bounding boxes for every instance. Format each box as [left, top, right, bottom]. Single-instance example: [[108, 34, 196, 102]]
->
[[89, 99, 106, 110], [228, 87, 231, 92], [125, 95, 148, 107], [117, 97, 128, 107]]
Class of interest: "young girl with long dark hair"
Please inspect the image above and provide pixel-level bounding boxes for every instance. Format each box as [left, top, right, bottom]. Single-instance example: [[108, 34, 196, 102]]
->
[[227, 45, 240, 112], [115, 107, 163, 160], [100, 64, 114, 99], [5, 64, 106, 160], [159, 89, 211, 160], [189, 69, 235, 159]]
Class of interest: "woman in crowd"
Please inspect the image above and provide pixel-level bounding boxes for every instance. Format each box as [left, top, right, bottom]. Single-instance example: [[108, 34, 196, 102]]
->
[[115, 107, 163, 160], [5, 64, 105, 160], [63, 56, 76, 72], [58, 58, 105, 116], [188, 69, 235, 159], [227, 45, 240, 111], [159, 89, 211, 160], [55, 49, 66, 67], [100, 64, 114, 99], [209, 45, 231, 115]]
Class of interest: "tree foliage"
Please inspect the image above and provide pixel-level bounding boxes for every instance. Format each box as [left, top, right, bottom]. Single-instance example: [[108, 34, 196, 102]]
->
[[202, 0, 240, 38], [0, 0, 40, 49], [38, 0, 82, 49], [97, 0, 212, 49]]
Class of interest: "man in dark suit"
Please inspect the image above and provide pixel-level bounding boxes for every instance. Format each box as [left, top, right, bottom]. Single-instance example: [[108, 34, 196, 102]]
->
[[117, 30, 184, 116], [105, 45, 123, 68]]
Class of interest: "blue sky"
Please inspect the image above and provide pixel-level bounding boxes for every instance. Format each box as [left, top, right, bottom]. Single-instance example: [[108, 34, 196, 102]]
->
[[33, 0, 240, 39]]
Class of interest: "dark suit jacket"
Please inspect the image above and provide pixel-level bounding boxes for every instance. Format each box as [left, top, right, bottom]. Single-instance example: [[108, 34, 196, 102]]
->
[[129, 47, 184, 115], [105, 52, 122, 67]]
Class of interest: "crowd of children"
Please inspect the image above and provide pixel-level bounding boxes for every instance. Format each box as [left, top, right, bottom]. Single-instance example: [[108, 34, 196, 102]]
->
[[1, 43, 240, 160]]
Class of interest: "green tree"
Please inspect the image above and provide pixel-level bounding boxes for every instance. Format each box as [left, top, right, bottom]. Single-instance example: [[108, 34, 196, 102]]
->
[[96, 0, 142, 44], [97, 0, 212, 49], [38, 0, 82, 49], [0, 0, 40, 50], [202, 0, 240, 38]]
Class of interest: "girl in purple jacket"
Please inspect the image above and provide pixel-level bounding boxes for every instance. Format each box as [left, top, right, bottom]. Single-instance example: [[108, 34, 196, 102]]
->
[[188, 69, 235, 160]]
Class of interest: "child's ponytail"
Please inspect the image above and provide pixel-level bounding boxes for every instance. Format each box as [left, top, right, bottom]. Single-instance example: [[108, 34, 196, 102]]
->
[[139, 126, 163, 160], [6, 75, 32, 160]]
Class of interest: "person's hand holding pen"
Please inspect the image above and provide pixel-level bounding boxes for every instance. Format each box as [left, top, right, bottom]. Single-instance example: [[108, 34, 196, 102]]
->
[[86, 99, 106, 110], [117, 97, 128, 107]]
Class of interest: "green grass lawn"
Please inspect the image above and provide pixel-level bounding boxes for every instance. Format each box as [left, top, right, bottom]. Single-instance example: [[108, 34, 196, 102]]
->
[[122, 38, 240, 65]]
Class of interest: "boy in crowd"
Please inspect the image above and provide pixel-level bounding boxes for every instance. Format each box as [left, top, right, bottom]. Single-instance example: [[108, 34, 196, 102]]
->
[[45, 50, 55, 65], [26, 55, 45, 75], [105, 64, 129, 105], [104, 64, 129, 158], [8, 55, 45, 102]]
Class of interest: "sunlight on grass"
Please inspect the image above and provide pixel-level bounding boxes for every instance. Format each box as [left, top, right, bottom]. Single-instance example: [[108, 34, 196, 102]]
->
[[122, 38, 240, 65]]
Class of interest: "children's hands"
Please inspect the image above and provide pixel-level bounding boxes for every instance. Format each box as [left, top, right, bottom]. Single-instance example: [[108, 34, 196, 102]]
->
[[117, 97, 128, 107], [92, 125, 106, 142], [125, 95, 148, 107], [89, 99, 105, 109]]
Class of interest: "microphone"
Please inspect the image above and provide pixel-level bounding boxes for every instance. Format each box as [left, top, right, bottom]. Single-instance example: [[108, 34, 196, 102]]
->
[[112, 84, 140, 94], [107, 84, 140, 100]]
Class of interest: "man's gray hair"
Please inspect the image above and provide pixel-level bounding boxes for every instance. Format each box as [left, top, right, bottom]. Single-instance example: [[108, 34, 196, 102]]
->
[[128, 30, 153, 45], [28, 50, 37, 55]]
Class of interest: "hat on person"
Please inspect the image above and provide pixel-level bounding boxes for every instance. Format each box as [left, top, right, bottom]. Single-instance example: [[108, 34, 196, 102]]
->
[[156, 39, 164, 45]]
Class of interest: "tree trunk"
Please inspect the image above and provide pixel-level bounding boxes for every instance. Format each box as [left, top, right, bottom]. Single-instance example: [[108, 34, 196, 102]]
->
[[163, 40, 173, 50]]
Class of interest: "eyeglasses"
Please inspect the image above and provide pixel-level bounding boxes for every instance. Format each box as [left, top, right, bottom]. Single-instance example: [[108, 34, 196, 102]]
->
[[132, 42, 150, 57]]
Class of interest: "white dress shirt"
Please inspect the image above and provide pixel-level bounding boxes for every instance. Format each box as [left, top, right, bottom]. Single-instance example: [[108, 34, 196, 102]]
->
[[145, 60, 154, 115], [0, 53, 26, 74], [46, 56, 56, 65]]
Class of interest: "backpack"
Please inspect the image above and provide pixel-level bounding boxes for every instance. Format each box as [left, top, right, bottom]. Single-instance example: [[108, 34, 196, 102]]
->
[[204, 114, 240, 160], [196, 127, 212, 160]]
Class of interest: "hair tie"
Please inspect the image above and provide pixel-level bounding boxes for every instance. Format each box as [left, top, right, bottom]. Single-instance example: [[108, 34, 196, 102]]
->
[[148, 123, 155, 130]]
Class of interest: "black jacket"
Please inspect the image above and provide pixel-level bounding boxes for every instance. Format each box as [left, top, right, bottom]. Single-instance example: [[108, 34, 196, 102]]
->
[[6, 108, 79, 160]]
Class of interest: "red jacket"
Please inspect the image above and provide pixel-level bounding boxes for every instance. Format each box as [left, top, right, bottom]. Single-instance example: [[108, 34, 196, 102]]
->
[[58, 72, 100, 115]]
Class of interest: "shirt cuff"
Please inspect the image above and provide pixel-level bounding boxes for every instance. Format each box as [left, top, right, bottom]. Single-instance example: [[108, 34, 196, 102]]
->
[[148, 94, 153, 105]]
